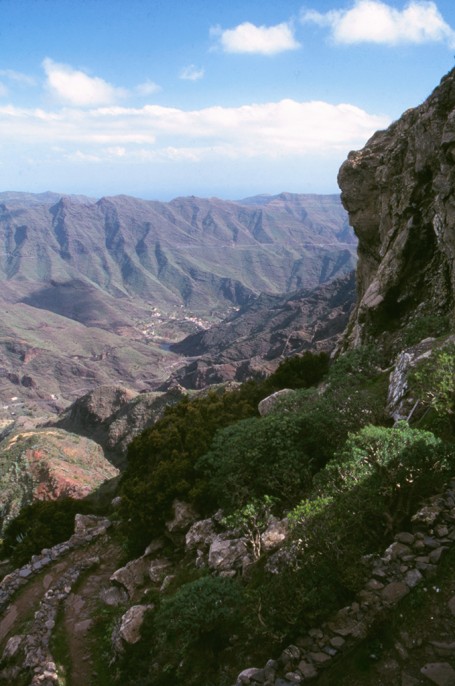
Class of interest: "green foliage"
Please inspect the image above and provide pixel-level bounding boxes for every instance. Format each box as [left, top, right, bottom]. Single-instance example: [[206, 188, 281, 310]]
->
[[222, 495, 277, 560], [119, 385, 265, 554], [318, 422, 452, 532], [409, 343, 455, 436], [196, 413, 312, 512], [327, 345, 384, 388], [402, 314, 450, 347], [265, 351, 330, 390], [245, 422, 454, 645], [1, 497, 95, 565], [151, 575, 244, 685]]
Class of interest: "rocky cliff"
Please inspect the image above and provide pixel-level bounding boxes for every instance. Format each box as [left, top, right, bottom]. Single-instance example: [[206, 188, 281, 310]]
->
[[338, 68, 455, 356]]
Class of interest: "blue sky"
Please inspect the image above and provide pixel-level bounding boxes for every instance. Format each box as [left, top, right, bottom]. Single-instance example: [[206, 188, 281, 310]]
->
[[1, 0, 455, 200]]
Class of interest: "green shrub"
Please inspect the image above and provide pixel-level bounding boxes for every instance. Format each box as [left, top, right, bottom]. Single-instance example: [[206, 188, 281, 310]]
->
[[327, 345, 385, 389], [196, 412, 312, 513], [265, 351, 330, 390], [318, 422, 453, 533], [248, 423, 454, 645], [119, 386, 265, 554], [1, 498, 95, 565], [151, 575, 244, 684], [408, 343, 455, 437], [402, 314, 450, 347]]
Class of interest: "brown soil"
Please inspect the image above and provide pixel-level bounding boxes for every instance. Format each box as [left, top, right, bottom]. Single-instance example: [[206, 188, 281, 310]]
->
[[61, 538, 123, 686]]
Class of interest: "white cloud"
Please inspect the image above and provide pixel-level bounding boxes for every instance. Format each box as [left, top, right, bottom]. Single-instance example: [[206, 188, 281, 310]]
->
[[136, 80, 161, 96], [0, 99, 389, 164], [42, 58, 128, 106], [302, 0, 455, 48], [211, 21, 300, 55], [179, 64, 205, 81], [0, 69, 36, 86], [0, 83, 8, 98]]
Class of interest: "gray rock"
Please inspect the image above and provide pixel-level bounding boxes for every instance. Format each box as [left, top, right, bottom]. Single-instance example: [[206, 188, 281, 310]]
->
[[395, 532, 416, 545], [420, 662, 455, 685], [165, 499, 198, 533], [297, 660, 318, 679], [117, 604, 154, 646], [74, 513, 110, 535], [99, 586, 128, 607], [208, 536, 249, 571], [258, 389, 295, 416], [237, 667, 265, 683], [185, 518, 216, 551], [381, 581, 409, 604], [148, 558, 172, 584], [110, 556, 149, 598], [2, 635, 23, 661], [261, 518, 289, 552], [404, 568, 423, 588]]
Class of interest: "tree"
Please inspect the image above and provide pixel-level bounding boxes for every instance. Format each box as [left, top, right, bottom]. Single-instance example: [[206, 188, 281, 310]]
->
[[222, 496, 276, 560]]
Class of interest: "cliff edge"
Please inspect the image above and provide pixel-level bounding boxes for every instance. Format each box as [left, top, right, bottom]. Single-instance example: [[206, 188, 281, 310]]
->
[[338, 68, 455, 355]]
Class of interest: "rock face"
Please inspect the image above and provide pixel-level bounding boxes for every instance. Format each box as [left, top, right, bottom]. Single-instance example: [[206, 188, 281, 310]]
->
[[338, 68, 455, 356]]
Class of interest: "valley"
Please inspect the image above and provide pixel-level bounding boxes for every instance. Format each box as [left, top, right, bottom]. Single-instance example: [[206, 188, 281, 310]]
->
[[0, 191, 355, 416]]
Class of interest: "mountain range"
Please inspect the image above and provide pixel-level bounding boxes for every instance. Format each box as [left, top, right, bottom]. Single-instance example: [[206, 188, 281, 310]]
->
[[0, 192, 356, 413]]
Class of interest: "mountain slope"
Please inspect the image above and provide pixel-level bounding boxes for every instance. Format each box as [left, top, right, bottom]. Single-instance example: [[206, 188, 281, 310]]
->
[[164, 272, 356, 389], [0, 192, 355, 314], [0, 191, 355, 412]]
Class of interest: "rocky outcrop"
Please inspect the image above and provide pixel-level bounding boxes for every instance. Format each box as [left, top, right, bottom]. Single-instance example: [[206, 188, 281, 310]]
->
[[258, 389, 295, 417], [338, 68, 455, 356]]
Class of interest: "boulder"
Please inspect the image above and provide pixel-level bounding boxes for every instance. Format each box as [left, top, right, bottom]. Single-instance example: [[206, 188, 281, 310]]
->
[[261, 517, 289, 551], [2, 635, 23, 661], [115, 604, 154, 648], [420, 662, 455, 686], [258, 389, 295, 416], [165, 499, 198, 533], [99, 586, 128, 607], [185, 518, 217, 551], [110, 557, 149, 598], [74, 514, 111, 535], [148, 558, 172, 584], [208, 535, 250, 572]]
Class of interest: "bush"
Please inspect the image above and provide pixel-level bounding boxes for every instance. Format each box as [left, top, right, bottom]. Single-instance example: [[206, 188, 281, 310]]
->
[[402, 314, 450, 347], [408, 343, 455, 437], [196, 412, 312, 513], [317, 422, 453, 533], [151, 575, 244, 684], [266, 351, 330, 390], [1, 498, 95, 565], [119, 386, 265, 554]]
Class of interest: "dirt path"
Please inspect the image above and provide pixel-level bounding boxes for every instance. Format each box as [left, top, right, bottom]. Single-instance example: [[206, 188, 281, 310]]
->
[[0, 553, 84, 648], [62, 538, 123, 686]]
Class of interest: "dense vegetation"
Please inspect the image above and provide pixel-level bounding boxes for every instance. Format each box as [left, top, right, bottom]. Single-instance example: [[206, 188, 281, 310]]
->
[[2, 341, 455, 686], [112, 341, 455, 686]]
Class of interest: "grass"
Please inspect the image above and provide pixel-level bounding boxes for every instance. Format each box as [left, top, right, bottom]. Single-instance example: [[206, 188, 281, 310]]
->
[[50, 605, 70, 686], [87, 603, 123, 686]]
